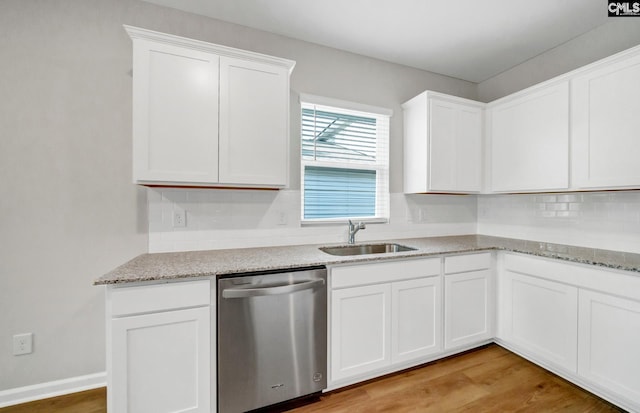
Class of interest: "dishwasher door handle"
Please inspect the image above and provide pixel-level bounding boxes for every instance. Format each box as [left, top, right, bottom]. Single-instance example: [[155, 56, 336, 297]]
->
[[222, 279, 325, 299]]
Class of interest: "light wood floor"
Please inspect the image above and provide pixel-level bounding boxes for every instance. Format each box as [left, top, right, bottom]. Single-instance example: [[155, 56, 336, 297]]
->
[[289, 345, 624, 413], [0, 387, 106, 413], [0, 345, 624, 413]]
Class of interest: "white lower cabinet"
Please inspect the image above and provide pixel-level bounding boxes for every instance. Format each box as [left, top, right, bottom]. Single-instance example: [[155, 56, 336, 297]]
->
[[111, 307, 210, 413], [498, 252, 640, 412], [329, 258, 441, 385], [107, 280, 212, 413], [499, 269, 578, 372], [391, 277, 442, 364], [331, 283, 392, 380], [578, 290, 640, 407], [444, 253, 493, 350], [330, 276, 443, 380], [329, 254, 498, 388]]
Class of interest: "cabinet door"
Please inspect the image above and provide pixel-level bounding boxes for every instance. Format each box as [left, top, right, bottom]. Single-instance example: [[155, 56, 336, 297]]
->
[[391, 277, 442, 364], [500, 271, 578, 372], [110, 307, 210, 413], [444, 270, 493, 349], [429, 98, 483, 192], [132, 39, 219, 184], [571, 52, 640, 189], [219, 57, 289, 186], [331, 284, 391, 381], [489, 82, 569, 192], [578, 290, 640, 405]]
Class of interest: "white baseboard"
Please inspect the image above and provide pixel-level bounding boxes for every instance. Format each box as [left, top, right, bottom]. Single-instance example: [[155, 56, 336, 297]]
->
[[0, 372, 106, 408]]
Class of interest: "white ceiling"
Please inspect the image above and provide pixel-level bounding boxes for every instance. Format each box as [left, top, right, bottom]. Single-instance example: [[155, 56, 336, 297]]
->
[[142, 0, 608, 83]]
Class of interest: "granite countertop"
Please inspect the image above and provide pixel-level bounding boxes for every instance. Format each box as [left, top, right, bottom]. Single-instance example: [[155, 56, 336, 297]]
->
[[94, 235, 640, 285]]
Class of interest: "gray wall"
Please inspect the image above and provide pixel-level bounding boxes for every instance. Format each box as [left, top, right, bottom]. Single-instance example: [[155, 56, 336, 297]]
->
[[0, 0, 475, 391], [0, 0, 149, 391], [477, 20, 640, 102]]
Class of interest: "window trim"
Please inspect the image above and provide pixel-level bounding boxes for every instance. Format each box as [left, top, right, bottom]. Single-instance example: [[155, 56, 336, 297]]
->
[[299, 94, 392, 225], [299, 93, 393, 118]]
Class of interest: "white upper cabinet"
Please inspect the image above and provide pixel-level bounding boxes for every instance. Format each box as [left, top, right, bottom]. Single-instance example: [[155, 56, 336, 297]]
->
[[131, 39, 220, 184], [571, 50, 640, 190], [403, 92, 484, 193], [487, 81, 569, 192], [219, 57, 289, 186], [126, 26, 295, 188]]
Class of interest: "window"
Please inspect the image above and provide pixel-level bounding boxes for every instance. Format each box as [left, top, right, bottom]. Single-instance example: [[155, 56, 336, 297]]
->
[[300, 94, 391, 223]]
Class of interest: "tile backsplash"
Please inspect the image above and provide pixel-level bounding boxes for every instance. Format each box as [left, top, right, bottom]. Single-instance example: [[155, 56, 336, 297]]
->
[[148, 188, 477, 252], [478, 191, 640, 253], [148, 189, 640, 254]]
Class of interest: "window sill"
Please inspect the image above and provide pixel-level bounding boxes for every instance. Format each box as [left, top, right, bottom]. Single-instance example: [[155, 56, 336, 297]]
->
[[301, 217, 389, 227]]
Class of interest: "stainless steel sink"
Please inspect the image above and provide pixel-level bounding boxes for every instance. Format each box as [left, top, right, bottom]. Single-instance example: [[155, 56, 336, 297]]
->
[[319, 243, 417, 256]]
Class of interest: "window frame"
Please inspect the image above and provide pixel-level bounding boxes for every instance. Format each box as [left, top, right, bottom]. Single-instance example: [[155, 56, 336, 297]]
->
[[299, 94, 392, 225]]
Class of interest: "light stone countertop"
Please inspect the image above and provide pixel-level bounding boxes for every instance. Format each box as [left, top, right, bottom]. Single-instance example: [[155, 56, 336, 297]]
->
[[94, 235, 640, 285]]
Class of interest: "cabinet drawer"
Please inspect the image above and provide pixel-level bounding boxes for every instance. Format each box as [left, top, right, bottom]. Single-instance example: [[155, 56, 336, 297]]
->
[[445, 253, 491, 274], [331, 258, 440, 289], [109, 279, 210, 317]]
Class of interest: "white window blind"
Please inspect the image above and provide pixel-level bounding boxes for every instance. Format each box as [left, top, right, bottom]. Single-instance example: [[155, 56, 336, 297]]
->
[[300, 96, 390, 223]]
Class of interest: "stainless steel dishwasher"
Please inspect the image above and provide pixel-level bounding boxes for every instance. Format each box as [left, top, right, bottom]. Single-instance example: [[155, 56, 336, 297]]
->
[[217, 266, 327, 412]]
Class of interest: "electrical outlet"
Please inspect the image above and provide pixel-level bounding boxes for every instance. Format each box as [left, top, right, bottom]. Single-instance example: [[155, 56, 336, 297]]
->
[[13, 333, 33, 356], [173, 206, 187, 228]]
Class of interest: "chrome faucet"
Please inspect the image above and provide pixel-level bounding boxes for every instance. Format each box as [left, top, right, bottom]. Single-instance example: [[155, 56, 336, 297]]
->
[[347, 220, 366, 244]]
